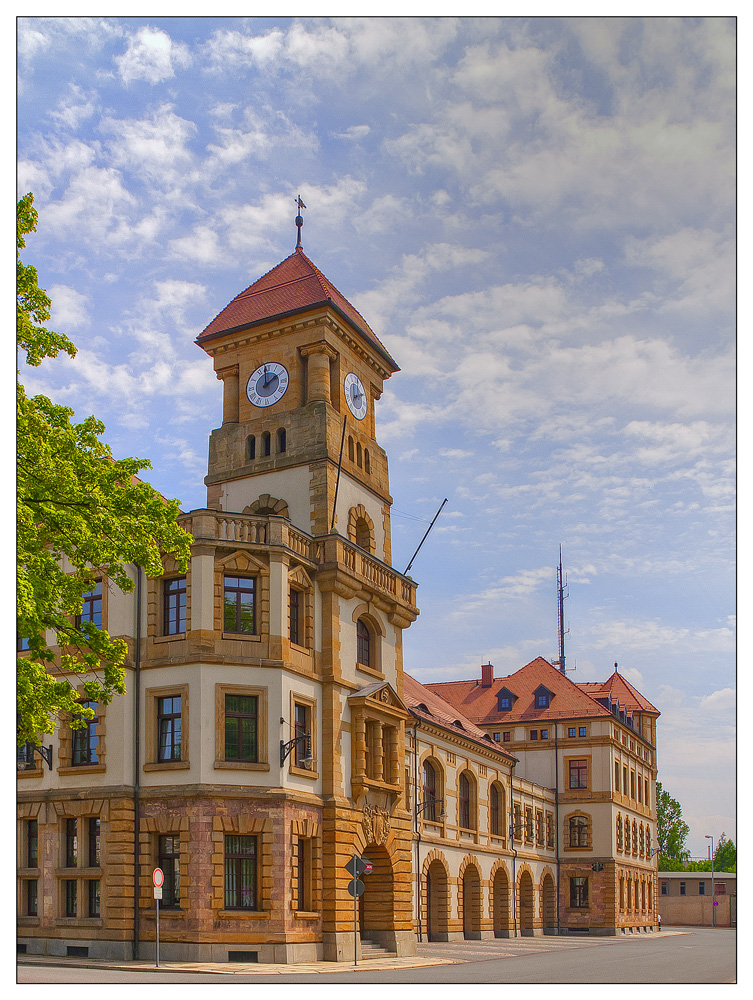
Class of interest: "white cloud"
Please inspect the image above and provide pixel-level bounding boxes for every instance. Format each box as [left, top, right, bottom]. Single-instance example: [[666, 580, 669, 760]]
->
[[49, 285, 91, 333], [115, 26, 191, 85], [100, 105, 197, 187]]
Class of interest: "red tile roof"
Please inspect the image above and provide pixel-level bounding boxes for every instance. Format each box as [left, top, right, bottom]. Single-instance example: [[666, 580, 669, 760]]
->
[[577, 672, 659, 715], [423, 657, 617, 726], [403, 673, 516, 762], [196, 247, 398, 371]]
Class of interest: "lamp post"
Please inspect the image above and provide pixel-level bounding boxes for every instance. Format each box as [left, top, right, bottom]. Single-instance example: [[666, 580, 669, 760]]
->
[[705, 835, 715, 927]]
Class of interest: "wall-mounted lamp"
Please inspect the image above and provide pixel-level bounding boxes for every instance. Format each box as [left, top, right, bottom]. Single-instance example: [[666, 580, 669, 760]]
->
[[415, 797, 444, 821], [17, 744, 53, 771], [280, 731, 313, 768]]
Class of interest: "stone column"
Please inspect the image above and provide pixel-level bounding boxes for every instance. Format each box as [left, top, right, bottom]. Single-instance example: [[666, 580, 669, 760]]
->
[[217, 364, 239, 424], [300, 342, 338, 404]]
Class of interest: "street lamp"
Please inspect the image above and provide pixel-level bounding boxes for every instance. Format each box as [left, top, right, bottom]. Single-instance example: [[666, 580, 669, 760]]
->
[[705, 835, 716, 927]]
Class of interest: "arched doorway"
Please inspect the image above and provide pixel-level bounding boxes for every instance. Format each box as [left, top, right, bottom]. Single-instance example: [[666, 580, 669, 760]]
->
[[492, 866, 511, 937], [462, 864, 482, 940], [542, 873, 557, 933], [519, 870, 535, 936], [425, 858, 450, 941], [359, 843, 395, 951]]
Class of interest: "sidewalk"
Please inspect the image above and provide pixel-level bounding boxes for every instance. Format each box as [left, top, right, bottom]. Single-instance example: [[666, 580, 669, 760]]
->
[[18, 953, 458, 977]]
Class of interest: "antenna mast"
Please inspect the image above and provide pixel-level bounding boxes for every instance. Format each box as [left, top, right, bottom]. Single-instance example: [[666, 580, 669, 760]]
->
[[556, 545, 569, 673]]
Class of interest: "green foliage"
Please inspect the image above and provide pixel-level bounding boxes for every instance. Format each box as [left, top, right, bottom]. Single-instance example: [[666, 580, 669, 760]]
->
[[714, 832, 736, 872], [17, 193, 192, 745], [656, 781, 690, 861]]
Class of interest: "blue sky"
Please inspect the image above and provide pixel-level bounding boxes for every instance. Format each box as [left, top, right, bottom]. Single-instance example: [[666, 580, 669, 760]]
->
[[16, 15, 735, 855]]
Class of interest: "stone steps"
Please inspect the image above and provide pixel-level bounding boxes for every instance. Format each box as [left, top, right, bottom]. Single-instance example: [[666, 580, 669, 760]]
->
[[360, 939, 394, 959]]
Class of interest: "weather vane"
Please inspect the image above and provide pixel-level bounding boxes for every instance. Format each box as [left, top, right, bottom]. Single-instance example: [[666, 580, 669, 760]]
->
[[295, 195, 306, 248]]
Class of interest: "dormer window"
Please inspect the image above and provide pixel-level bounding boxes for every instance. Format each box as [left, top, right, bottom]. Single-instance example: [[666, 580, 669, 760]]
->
[[497, 687, 516, 712], [534, 685, 554, 710]]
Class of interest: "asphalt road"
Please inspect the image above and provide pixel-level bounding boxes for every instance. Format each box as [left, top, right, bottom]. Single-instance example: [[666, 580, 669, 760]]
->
[[17, 927, 736, 985]]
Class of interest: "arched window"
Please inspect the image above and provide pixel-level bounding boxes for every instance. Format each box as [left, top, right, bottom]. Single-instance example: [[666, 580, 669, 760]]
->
[[624, 819, 631, 853], [569, 815, 589, 848], [348, 436, 355, 462], [490, 782, 506, 836], [246, 435, 256, 461], [458, 771, 475, 830], [632, 820, 638, 855], [364, 449, 370, 474], [616, 814, 623, 851], [356, 442, 362, 468], [262, 431, 271, 457], [277, 428, 286, 453], [355, 517, 372, 552], [422, 759, 442, 822], [356, 618, 371, 667]]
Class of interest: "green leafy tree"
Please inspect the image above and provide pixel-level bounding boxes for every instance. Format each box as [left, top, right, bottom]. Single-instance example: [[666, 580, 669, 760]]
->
[[17, 193, 192, 746], [714, 832, 736, 872], [656, 781, 691, 866]]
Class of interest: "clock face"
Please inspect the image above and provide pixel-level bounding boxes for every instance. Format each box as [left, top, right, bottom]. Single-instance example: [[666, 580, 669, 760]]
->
[[344, 372, 367, 420], [246, 363, 289, 407]]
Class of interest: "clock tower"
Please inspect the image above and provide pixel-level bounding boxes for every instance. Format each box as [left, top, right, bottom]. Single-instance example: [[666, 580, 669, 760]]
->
[[196, 237, 419, 961]]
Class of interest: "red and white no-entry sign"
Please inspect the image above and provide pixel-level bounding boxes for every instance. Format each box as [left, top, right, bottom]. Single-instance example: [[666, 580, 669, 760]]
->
[[153, 867, 164, 888]]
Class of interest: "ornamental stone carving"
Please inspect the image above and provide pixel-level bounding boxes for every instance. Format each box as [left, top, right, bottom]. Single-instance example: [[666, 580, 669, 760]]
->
[[363, 804, 390, 846]]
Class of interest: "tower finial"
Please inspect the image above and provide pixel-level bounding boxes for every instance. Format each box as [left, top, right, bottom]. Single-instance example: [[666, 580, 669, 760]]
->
[[295, 195, 306, 249]]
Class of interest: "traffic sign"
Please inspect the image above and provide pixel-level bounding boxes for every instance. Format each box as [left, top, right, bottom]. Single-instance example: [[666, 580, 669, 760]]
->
[[345, 856, 373, 878], [153, 867, 164, 888], [347, 878, 365, 898], [153, 886, 163, 900]]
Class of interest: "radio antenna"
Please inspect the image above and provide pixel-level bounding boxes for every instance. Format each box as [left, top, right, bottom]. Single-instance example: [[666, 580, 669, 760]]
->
[[403, 498, 447, 576], [556, 545, 569, 672]]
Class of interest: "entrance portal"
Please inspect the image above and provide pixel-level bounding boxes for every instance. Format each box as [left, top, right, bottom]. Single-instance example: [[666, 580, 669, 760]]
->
[[519, 870, 535, 936], [462, 864, 482, 940], [425, 859, 449, 941], [542, 873, 557, 933], [359, 843, 395, 951], [493, 866, 511, 938]]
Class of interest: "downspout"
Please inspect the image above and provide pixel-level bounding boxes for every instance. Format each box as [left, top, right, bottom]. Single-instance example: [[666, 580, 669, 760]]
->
[[132, 564, 142, 961], [554, 719, 561, 936], [412, 718, 421, 942], [509, 767, 518, 938]]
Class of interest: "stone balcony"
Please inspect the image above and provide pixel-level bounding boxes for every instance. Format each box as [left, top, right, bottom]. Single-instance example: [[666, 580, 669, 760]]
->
[[180, 508, 419, 625]]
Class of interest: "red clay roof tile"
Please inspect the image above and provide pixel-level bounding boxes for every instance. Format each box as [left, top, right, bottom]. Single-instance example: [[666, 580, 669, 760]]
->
[[196, 247, 398, 371]]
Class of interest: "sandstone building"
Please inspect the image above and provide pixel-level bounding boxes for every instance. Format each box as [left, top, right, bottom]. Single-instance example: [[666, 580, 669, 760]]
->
[[17, 241, 660, 961]]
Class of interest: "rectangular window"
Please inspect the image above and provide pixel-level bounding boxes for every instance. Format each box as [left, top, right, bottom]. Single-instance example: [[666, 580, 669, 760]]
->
[[546, 813, 554, 848], [645, 777, 649, 806], [699, 881, 706, 895], [536, 693, 549, 708], [157, 696, 182, 761], [224, 835, 257, 909], [65, 818, 77, 868], [163, 577, 187, 635], [615, 760, 621, 792], [570, 876, 589, 908], [568, 727, 576, 738], [26, 880, 38, 917], [158, 835, 181, 908], [661, 881, 668, 895], [524, 806, 533, 841], [225, 694, 258, 761], [17, 742, 36, 770], [77, 581, 103, 628], [17, 634, 30, 651], [88, 818, 100, 867], [530, 730, 538, 741], [296, 838, 311, 911], [224, 576, 255, 634], [638, 776, 643, 803], [579, 726, 587, 737], [569, 759, 588, 789], [513, 804, 522, 842], [540, 729, 548, 740], [87, 880, 100, 917], [72, 702, 99, 765], [65, 879, 77, 917], [293, 702, 310, 767], [289, 587, 300, 645], [502, 732, 511, 743], [27, 819, 38, 868], [493, 732, 500, 742], [536, 809, 544, 846], [630, 772, 636, 798], [680, 881, 686, 896]]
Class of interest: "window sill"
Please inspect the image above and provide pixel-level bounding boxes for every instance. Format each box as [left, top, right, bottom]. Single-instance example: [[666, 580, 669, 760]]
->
[[18, 868, 40, 879], [222, 632, 261, 642], [53, 867, 103, 878], [53, 918, 105, 928], [153, 634, 185, 644], [58, 764, 105, 776], [217, 909, 269, 919], [18, 916, 40, 926], [293, 910, 319, 920], [143, 907, 185, 918], [17, 768, 42, 779], [288, 764, 319, 780], [214, 760, 270, 771], [143, 761, 190, 772], [355, 661, 384, 680]]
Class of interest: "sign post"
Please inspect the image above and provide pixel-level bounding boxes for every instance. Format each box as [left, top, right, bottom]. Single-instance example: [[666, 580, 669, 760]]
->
[[153, 868, 164, 967], [344, 856, 371, 967]]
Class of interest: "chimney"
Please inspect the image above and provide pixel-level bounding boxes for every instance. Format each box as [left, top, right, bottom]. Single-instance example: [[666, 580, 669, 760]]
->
[[481, 662, 494, 688]]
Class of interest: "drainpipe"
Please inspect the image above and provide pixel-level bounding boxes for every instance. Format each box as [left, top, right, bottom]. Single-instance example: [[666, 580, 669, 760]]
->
[[554, 719, 561, 936], [412, 719, 421, 941], [132, 564, 142, 961], [509, 770, 518, 938]]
